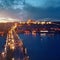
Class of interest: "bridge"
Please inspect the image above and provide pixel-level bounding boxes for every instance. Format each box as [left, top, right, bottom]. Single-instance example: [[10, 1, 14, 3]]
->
[[0, 23, 29, 60]]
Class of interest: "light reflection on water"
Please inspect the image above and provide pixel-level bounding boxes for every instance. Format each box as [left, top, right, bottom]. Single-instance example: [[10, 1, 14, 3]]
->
[[19, 33, 60, 60], [0, 33, 60, 60]]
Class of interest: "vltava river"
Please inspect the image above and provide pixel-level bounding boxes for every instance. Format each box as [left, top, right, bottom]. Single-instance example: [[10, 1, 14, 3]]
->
[[0, 33, 60, 60], [19, 33, 60, 60]]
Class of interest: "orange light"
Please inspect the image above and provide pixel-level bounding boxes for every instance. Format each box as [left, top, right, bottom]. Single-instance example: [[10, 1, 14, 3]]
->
[[41, 22, 45, 25], [12, 58, 15, 60], [33, 22, 37, 24], [2, 52, 5, 55], [1, 52, 5, 57], [10, 44, 15, 50], [48, 22, 52, 24], [40, 30, 48, 32], [47, 22, 52, 24], [8, 42, 10, 45], [32, 31, 36, 36], [37, 22, 40, 24], [11, 39, 14, 43]]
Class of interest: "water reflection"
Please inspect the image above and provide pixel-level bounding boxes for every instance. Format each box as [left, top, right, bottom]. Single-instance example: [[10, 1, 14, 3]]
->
[[32, 32, 36, 37], [24, 32, 37, 37], [19, 33, 60, 60], [0, 33, 60, 60]]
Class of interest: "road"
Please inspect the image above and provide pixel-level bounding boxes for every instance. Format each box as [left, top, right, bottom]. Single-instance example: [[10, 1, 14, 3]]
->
[[1, 23, 29, 60]]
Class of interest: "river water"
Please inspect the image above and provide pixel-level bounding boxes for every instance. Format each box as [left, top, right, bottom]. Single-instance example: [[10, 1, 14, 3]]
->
[[0, 33, 60, 60], [19, 33, 60, 60]]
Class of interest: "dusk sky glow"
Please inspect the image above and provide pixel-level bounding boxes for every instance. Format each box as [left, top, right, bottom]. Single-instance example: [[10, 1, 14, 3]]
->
[[0, 0, 60, 21]]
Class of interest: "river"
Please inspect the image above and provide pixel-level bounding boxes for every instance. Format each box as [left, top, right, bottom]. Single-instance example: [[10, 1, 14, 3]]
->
[[19, 33, 60, 60], [0, 33, 60, 60]]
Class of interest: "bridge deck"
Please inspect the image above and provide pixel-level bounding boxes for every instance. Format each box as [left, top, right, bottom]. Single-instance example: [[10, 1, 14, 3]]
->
[[0, 23, 29, 60]]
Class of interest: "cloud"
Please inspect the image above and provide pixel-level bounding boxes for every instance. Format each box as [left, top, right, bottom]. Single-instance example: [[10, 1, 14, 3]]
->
[[26, 0, 60, 8], [0, 0, 60, 9], [44, 0, 60, 7], [0, 0, 60, 21]]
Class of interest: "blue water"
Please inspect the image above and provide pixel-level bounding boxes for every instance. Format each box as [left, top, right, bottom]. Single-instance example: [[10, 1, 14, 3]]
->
[[19, 33, 60, 60], [0, 33, 60, 60], [0, 36, 6, 52]]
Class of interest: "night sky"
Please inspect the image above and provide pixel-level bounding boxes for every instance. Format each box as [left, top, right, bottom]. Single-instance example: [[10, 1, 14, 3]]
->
[[0, 0, 60, 21]]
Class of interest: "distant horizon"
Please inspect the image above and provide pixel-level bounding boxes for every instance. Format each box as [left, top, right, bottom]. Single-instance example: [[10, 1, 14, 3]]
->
[[0, 17, 60, 23]]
